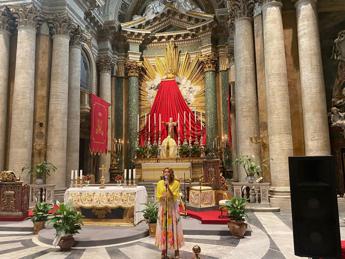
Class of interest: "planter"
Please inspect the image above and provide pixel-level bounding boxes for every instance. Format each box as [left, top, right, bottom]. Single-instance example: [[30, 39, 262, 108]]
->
[[246, 176, 255, 183], [58, 235, 76, 251], [33, 221, 45, 234], [148, 223, 157, 237], [228, 219, 247, 238], [35, 178, 44, 185]]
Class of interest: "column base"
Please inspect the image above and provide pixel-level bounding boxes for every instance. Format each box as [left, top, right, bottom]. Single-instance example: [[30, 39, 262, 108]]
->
[[269, 187, 291, 211]]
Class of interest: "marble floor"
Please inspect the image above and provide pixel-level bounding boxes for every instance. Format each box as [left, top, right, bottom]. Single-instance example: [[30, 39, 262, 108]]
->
[[0, 211, 344, 259]]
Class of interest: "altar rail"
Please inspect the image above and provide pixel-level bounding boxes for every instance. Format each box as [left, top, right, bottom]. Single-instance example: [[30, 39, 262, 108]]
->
[[232, 182, 270, 206]]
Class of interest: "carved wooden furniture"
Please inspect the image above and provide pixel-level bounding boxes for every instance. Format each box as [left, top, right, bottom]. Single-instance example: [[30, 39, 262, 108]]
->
[[0, 172, 29, 221], [202, 159, 221, 189]]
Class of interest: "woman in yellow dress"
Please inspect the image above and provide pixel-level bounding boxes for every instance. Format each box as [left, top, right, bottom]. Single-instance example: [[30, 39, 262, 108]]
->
[[155, 168, 184, 258]]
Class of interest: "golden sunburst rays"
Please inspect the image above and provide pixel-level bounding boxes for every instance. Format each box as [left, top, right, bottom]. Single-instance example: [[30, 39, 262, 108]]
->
[[140, 42, 205, 126]]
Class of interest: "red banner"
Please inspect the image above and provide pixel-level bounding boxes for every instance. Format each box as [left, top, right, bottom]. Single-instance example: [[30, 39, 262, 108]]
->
[[90, 94, 110, 154]]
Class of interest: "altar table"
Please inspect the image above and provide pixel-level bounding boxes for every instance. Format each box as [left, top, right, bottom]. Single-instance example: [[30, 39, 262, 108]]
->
[[64, 186, 147, 225]]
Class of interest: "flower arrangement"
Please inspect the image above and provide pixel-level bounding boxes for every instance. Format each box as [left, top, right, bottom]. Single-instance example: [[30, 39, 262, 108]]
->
[[83, 175, 91, 185], [233, 155, 261, 177], [114, 174, 123, 183]]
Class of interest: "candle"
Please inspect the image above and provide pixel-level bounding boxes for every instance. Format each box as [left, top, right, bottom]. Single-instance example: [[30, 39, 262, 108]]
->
[[137, 114, 139, 133], [148, 114, 151, 133], [129, 169, 132, 180], [124, 169, 127, 180], [133, 169, 136, 180], [71, 170, 74, 180], [154, 113, 156, 127], [159, 114, 161, 132], [80, 169, 83, 179], [201, 112, 203, 130], [189, 112, 191, 133], [184, 111, 186, 124], [177, 113, 180, 133], [74, 170, 78, 180]]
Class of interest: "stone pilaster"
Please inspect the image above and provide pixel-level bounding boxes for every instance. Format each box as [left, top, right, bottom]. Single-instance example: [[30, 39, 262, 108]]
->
[[8, 5, 39, 181], [262, 0, 293, 209], [46, 15, 72, 189], [202, 54, 218, 149], [295, 0, 330, 155], [230, 0, 261, 181], [126, 61, 141, 164], [0, 10, 11, 170], [66, 28, 82, 187], [98, 54, 113, 182]]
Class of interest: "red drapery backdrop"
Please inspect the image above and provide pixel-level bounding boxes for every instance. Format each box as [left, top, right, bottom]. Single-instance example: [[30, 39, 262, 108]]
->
[[90, 94, 110, 154], [139, 79, 206, 146]]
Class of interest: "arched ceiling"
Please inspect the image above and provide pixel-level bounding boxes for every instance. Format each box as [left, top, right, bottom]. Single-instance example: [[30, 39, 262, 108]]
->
[[103, 0, 227, 23]]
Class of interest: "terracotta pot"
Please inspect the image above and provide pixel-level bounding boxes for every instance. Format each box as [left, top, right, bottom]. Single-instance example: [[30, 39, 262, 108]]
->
[[58, 235, 75, 251], [148, 223, 157, 237], [33, 221, 45, 234], [228, 220, 247, 238]]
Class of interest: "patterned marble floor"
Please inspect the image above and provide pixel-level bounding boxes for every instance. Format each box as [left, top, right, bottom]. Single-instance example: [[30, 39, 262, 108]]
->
[[0, 212, 343, 259]]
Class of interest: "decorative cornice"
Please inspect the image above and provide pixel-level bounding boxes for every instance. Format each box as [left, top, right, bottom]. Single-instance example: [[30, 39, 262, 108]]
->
[[227, 0, 255, 19], [201, 54, 217, 72], [10, 4, 40, 30], [48, 13, 75, 36], [97, 54, 113, 73], [125, 61, 141, 77]]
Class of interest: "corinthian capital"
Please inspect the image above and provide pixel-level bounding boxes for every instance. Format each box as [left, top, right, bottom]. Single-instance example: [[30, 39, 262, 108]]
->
[[201, 54, 217, 72], [98, 54, 114, 73], [10, 4, 40, 29], [126, 61, 141, 77], [228, 0, 255, 19], [48, 14, 76, 36]]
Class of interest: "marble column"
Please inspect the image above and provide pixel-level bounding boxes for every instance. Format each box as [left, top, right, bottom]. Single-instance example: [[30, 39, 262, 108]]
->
[[232, 0, 261, 182], [46, 16, 71, 189], [0, 12, 10, 170], [8, 6, 38, 180], [98, 54, 113, 182], [126, 61, 140, 164], [66, 29, 82, 187], [295, 0, 330, 155], [262, 0, 293, 209], [203, 55, 218, 149]]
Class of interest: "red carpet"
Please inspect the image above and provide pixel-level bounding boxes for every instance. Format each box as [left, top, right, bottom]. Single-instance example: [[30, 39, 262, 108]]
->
[[186, 209, 228, 224]]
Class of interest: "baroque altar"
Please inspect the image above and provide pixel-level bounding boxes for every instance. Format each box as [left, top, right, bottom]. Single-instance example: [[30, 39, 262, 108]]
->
[[64, 186, 147, 225]]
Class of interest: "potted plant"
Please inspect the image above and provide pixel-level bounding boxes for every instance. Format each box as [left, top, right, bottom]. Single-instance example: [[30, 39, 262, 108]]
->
[[191, 144, 201, 157], [23, 161, 57, 184], [233, 155, 261, 183], [50, 203, 83, 251], [149, 144, 159, 158], [31, 202, 52, 234], [141, 201, 158, 237], [224, 197, 247, 237], [178, 144, 190, 158], [136, 146, 147, 159]]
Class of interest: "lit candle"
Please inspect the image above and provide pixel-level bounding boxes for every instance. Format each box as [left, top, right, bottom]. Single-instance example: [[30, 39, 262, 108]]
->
[[159, 114, 161, 132], [80, 169, 83, 179], [124, 169, 127, 180], [71, 170, 74, 181], [148, 114, 151, 133]]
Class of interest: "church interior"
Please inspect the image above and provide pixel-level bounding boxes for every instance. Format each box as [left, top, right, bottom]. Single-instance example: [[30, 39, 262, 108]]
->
[[0, 0, 345, 258]]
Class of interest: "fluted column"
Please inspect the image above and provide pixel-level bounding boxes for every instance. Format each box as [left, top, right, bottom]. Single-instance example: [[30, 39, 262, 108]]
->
[[0, 11, 10, 170], [203, 55, 218, 149], [231, 0, 261, 181], [126, 61, 140, 163], [66, 29, 82, 187], [262, 0, 293, 209], [46, 16, 72, 189], [8, 5, 38, 181], [295, 0, 330, 155], [98, 54, 113, 182]]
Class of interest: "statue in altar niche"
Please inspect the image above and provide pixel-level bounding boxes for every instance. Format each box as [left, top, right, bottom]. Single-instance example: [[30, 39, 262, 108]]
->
[[161, 117, 178, 158]]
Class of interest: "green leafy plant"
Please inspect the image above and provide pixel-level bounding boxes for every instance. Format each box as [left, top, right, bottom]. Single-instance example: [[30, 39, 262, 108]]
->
[[31, 202, 52, 223], [179, 144, 190, 157], [136, 146, 147, 158], [233, 155, 261, 177], [191, 144, 201, 157], [141, 201, 158, 224], [23, 161, 57, 179], [50, 203, 83, 236], [149, 145, 159, 158], [224, 197, 247, 222]]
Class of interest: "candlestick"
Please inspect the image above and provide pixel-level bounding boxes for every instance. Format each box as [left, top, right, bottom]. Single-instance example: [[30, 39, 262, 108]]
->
[[70, 170, 73, 181], [189, 112, 191, 133], [133, 169, 136, 184], [124, 169, 127, 180], [184, 111, 186, 124], [80, 169, 83, 179], [194, 110, 196, 123], [137, 114, 139, 133], [129, 169, 132, 184], [74, 170, 78, 182]]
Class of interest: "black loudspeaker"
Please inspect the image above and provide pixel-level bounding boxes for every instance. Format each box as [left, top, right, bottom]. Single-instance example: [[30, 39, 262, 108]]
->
[[289, 156, 341, 258]]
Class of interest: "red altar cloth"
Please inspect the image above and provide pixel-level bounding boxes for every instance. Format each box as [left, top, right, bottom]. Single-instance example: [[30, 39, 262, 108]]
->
[[139, 79, 206, 146], [90, 94, 110, 154]]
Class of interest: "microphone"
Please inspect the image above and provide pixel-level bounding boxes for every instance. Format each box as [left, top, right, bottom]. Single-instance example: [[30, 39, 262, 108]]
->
[[164, 175, 168, 186]]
